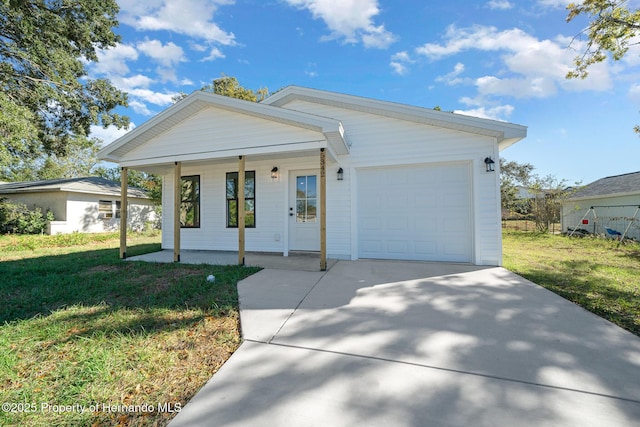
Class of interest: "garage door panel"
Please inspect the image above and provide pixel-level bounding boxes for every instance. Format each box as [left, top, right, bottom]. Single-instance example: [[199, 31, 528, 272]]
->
[[358, 163, 471, 262], [387, 240, 409, 255], [415, 241, 437, 256]]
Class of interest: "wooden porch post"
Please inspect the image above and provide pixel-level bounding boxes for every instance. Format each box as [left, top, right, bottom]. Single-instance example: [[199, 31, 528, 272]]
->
[[119, 167, 128, 259], [320, 148, 327, 271], [238, 156, 245, 265], [174, 161, 181, 262]]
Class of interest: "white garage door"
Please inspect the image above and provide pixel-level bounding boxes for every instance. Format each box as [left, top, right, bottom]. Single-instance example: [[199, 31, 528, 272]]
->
[[358, 163, 472, 262]]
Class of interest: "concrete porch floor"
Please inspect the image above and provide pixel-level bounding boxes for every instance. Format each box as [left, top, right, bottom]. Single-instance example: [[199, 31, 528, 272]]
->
[[125, 249, 338, 272]]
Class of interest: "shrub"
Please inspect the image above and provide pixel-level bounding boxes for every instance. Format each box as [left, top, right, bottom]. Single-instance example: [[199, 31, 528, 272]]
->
[[0, 197, 54, 234]]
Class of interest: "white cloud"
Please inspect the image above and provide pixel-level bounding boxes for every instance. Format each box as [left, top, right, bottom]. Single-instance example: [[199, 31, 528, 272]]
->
[[454, 97, 515, 121], [91, 123, 136, 145], [487, 0, 513, 10], [628, 83, 640, 105], [416, 25, 612, 100], [436, 62, 467, 85], [129, 100, 153, 116], [284, 0, 396, 48], [110, 74, 154, 92], [201, 47, 226, 62], [536, 0, 572, 8], [119, 0, 236, 45], [94, 44, 139, 75], [390, 51, 414, 75], [128, 89, 177, 106], [137, 39, 186, 67], [454, 103, 515, 121]]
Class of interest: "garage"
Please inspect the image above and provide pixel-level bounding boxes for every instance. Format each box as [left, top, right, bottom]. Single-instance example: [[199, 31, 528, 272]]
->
[[357, 162, 472, 262]]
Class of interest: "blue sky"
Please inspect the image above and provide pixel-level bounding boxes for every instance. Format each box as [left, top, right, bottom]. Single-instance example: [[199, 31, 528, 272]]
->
[[89, 0, 640, 185]]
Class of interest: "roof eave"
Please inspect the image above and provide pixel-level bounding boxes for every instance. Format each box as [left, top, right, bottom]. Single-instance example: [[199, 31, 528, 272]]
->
[[566, 191, 640, 203], [263, 86, 527, 143]]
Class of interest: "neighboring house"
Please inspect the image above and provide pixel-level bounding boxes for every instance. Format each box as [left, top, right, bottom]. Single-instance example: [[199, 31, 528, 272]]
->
[[98, 86, 527, 266], [0, 177, 157, 234], [562, 171, 640, 240]]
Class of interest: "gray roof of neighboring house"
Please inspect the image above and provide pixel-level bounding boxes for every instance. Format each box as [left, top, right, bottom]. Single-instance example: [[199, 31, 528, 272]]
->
[[569, 171, 640, 200], [0, 177, 149, 199]]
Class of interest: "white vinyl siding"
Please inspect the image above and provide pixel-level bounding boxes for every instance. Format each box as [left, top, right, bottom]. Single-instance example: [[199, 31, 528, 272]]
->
[[562, 194, 640, 241], [282, 99, 501, 265], [122, 106, 325, 165], [156, 97, 505, 265], [163, 156, 351, 256]]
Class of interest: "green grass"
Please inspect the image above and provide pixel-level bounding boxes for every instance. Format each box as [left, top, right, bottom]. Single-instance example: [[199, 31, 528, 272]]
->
[[503, 230, 640, 337], [0, 232, 260, 427]]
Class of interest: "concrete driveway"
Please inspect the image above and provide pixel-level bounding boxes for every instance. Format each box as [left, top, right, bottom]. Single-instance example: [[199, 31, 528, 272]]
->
[[169, 260, 640, 426]]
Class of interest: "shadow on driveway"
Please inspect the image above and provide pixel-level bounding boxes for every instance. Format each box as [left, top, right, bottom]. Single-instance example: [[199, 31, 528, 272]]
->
[[170, 260, 640, 427]]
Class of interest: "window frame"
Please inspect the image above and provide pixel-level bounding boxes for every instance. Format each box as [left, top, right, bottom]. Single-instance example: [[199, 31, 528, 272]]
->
[[98, 200, 114, 219], [226, 171, 256, 228], [180, 175, 201, 228]]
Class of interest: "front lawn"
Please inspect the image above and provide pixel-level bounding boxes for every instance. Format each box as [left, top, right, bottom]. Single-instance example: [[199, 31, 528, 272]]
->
[[503, 230, 640, 337], [0, 232, 260, 426]]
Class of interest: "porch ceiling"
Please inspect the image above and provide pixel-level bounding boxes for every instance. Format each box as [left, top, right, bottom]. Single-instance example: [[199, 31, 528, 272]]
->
[[124, 148, 338, 175]]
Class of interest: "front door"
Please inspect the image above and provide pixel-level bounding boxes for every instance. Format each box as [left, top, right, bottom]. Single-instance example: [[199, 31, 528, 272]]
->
[[289, 170, 320, 251]]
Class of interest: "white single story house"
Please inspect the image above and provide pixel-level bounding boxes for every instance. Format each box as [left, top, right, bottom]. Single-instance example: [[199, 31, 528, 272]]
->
[[562, 171, 640, 240], [98, 86, 527, 267], [0, 177, 157, 234]]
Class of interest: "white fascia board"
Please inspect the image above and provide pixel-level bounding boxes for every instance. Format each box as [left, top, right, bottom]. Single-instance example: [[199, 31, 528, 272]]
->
[[119, 139, 328, 168]]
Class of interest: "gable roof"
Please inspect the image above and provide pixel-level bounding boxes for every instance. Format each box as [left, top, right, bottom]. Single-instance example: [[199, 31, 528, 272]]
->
[[568, 171, 640, 200], [98, 90, 350, 163], [0, 177, 149, 199], [263, 86, 527, 150]]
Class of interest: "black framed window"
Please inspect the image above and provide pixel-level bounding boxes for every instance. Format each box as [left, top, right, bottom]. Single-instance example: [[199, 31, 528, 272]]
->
[[181, 175, 200, 228], [226, 171, 255, 228]]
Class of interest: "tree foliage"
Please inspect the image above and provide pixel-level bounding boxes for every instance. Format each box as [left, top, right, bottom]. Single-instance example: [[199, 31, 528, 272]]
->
[[500, 159, 576, 232], [500, 158, 535, 214], [94, 166, 162, 207], [0, 197, 54, 234], [0, 0, 129, 179], [566, 1, 640, 79], [173, 76, 269, 103]]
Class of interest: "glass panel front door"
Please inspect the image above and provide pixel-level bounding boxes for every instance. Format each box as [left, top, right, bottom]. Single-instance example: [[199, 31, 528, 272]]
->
[[296, 175, 317, 223], [289, 171, 320, 251]]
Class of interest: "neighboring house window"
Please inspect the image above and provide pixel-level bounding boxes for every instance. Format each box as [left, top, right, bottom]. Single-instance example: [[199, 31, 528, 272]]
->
[[115, 201, 121, 219], [99, 200, 113, 219], [226, 171, 255, 228], [181, 175, 200, 228]]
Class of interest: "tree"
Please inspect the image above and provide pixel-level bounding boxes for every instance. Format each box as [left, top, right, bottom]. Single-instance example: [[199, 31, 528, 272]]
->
[[500, 159, 576, 232], [94, 166, 162, 207], [566, 1, 640, 80], [527, 175, 571, 232], [500, 158, 535, 215], [172, 76, 269, 103], [37, 137, 100, 180], [0, 0, 129, 179]]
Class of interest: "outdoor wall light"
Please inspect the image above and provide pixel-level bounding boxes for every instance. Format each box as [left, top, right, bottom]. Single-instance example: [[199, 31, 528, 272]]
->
[[337, 167, 344, 181], [271, 166, 279, 180], [484, 157, 495, 172]]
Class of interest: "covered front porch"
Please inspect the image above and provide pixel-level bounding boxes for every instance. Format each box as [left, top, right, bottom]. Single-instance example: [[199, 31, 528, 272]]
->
[[98, 90, 351, 271], [125, 250, 338, 272]]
